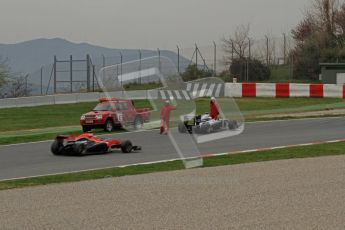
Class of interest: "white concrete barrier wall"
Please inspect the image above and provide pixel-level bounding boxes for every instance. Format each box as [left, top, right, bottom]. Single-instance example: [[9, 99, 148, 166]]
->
[[256, 83, 276, 97], [225, 83, 242, 97], [54, 94, 78, 104], [0, 98, 20, 108], [1, 83, 345, 109], [77, 92, 101, 102], [324, 84, 343, 98], [290, 84, 310, 97]]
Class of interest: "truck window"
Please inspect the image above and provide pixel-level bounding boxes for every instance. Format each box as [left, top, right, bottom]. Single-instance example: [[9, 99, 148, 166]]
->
[[93, 103, 111, 111], [121, 102, 128, 110]]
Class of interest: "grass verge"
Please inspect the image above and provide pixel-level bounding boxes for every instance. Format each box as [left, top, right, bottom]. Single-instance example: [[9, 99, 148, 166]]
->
[[1, 141, 345, 190]]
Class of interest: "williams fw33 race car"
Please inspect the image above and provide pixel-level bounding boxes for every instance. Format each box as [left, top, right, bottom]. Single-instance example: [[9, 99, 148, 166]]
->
[[51, 133, 141, 156], [178, 113, 240, 134]]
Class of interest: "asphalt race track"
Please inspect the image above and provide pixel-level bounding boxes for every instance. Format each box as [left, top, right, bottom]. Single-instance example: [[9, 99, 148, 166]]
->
[[1, 117, 345, 180]]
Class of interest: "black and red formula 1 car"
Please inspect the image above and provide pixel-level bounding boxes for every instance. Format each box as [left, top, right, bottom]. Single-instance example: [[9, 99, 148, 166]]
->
[[50, 133, 141, 156]]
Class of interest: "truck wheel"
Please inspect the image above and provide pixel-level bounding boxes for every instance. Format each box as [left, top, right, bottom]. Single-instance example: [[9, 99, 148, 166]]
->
[[121, 140, 133, 153], [133, 116, 143, 130], [82, 126, 91, 132], [51, 140, 63, 155], [178, 122, 187, 133], [104, 119, 114, 132]]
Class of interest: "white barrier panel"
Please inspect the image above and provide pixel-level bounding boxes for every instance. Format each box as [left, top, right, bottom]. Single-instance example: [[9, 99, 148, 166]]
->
[[125, 90, 149, 100], [54, 94, 78, 104], [256, 83, 276, 97], [1, 83, 345, 109], [290, 84, 310, 97], [324, 84, 343, 98], [100, 91, 124, 98], [16, 96, 55, 107], [225, 83, 242, 97], [77, 92, 100, 102], [145, 89, 157, 100], [0, 98, 19, 108]]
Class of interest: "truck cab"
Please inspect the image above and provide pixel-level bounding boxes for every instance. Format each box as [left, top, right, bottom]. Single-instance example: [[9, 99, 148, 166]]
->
[[80, 97, 150, 132]]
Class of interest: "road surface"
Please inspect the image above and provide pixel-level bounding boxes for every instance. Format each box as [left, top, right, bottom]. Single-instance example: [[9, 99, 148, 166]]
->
[[1, 117, 345, 180]]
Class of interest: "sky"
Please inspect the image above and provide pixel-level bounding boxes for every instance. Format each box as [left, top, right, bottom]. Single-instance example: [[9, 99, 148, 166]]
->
[[0, 0, 311, 49]]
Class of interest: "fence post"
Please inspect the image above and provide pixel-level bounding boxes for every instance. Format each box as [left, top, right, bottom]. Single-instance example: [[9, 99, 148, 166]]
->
[[195, 44, 198, 67], [283, 33, 286, 65], [25, 74, 28, 96], [53, 55, 57, 94], [70, 55, 73, 93], [40, 66, 43, 95], [92, 64, 95, 92], [120, 52, 123, 87], [213, 41, 216, 76], [138, 49, 142, 84], [86, 54, 91, 92], [266, 36, 269, 65], [158, 48, 161, 72], [102, 54, 105, 68], [177, 45, 180, 74], [231, 41, 234, 63]]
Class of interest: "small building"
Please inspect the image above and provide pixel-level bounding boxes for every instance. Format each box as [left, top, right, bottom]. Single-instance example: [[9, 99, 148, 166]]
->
[[320, 63, 345, 84]]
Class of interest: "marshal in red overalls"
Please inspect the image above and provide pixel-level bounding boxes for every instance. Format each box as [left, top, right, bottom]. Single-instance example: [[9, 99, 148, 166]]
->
[[210, 97, 219, 120], [160, 101, 176, 134]]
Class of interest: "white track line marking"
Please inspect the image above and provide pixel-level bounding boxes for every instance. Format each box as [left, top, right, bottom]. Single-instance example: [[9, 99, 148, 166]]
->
[[186, 83, 192, 92], [159, 90, 167, 99], [181, 90, 191, 100], [192, 83, 199, 98], [199, 83, 208, 97], [174, 90, 182, 100], [167, 90, 174, 100], [215, 84, 222, 97], [206, 84, 216, 97]]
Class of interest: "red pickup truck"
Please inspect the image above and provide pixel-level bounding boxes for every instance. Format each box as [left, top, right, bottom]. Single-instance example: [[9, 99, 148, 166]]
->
[[80, 98, 150, 132]]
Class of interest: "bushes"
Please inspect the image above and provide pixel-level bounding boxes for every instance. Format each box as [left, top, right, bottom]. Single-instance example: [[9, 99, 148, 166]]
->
[[230, 58, 270, 81], [181, 64, 213, 81]]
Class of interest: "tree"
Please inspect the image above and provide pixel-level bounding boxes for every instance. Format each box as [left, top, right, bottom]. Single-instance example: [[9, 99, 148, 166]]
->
[[7, 75, 32, 97], [0, 56, 10, 88], [291, 0, 345, 79], [181, 64, 213, 81], [222, 24, 251, 67], [230, 58, 270, 82]]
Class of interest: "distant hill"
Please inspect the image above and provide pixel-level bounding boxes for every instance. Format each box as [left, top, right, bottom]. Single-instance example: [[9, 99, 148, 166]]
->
[[0, 38, 191, 96], [0, 38, 189, 74]]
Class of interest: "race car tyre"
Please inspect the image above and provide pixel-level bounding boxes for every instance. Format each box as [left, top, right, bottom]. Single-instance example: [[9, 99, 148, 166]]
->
[[73, 143, 86, 155], [178, 122, 188, 133], [51, 140, 63, 155], [104, 119, 114, 132], [82, 126, 91, 132], [199, 123, 211, 134], [228, 120, 239, 130], [133, 116, 144, 130], [121, 140, 133, 153]]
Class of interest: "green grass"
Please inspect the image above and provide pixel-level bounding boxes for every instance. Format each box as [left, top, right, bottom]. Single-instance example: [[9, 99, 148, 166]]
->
[[0, 100, 151, 132], [1, 141, 345, 190]]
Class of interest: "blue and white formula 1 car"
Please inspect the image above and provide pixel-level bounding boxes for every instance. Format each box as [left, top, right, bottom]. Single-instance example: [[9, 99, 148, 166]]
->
[[178, 113, 239, 134]]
